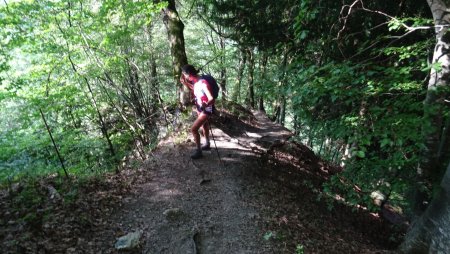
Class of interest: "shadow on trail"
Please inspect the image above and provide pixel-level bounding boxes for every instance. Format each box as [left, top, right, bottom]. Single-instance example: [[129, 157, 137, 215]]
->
[[185, 127, 400, 253], [210, 110, 260, 138], [204, 110, 401, 253]]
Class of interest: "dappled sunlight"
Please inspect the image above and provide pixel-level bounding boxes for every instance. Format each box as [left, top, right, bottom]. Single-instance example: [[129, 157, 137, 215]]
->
[[244, 131, 262, 138], [200, 146, 260, 164], [1, 0, 435, 251], [154, 188, 183, 200], [142, 180, 185, 202]]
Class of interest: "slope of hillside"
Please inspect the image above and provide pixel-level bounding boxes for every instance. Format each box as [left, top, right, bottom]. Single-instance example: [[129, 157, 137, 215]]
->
[[0, 104, 402, 253]]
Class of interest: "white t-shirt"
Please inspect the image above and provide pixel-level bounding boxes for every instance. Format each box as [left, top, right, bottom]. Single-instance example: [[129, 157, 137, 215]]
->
[[193, 79, 213, 112]]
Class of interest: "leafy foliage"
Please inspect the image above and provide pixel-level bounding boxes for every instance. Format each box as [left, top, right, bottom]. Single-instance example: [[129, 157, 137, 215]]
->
[[0, 0, 167, 184], [1, 0, 448, 222], [285, 1, 434, 211]]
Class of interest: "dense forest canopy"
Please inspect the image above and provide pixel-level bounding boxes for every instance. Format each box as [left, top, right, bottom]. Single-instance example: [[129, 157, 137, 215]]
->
[[1, 0, 450, 252]]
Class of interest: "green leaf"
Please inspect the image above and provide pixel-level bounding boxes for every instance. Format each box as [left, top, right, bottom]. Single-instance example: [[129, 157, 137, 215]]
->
[[430, 62, 443, 72], [299, 30, 308, 40], [356, 151, 365, 158], [263, 231, 273, 241], [380, 138, 391, 148]]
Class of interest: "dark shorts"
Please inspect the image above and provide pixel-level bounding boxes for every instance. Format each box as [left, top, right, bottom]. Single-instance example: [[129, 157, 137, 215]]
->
[[196, 104, 215, 115]]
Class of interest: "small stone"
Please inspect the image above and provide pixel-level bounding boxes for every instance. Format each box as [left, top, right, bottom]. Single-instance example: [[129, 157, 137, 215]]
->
[[114, 230, 142, 250], [66, 247, 76, 254], [370, 191, 385, 207], [47, 185, 61, 200], [43, 222, 51, 230], [163, 208, 184, 221], [10, 183, 23, 193]]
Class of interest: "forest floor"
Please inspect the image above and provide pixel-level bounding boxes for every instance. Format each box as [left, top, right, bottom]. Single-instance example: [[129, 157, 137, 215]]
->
[[0, 104, 404, 253]]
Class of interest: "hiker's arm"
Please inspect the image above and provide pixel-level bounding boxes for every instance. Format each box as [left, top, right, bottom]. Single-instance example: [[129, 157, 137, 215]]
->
[[180, 75, 193, 90]]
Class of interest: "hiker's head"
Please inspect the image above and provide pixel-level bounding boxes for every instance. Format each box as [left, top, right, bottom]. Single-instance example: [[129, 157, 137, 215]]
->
[[182, 64, 198, 80]]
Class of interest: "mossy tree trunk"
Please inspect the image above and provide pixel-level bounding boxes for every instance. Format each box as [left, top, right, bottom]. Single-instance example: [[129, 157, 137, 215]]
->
[[159, 0, 189, 105]]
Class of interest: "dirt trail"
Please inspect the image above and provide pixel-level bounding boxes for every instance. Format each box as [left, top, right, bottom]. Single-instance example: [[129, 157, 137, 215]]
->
[[110, 110, 292, 253], [61, 109, 396, 254], [100, 109, 398, 254]]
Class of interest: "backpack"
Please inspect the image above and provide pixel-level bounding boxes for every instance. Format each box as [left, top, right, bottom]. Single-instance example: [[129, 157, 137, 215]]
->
[[200, 74, 220, 99]]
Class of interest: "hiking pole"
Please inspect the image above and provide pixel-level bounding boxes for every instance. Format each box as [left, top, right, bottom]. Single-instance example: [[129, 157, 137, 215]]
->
[[206, 117, 223, 166]]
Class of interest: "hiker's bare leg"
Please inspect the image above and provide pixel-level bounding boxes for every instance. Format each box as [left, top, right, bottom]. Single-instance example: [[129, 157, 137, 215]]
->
[[191, 113, 209, 150], [202, 119, 210, 142]]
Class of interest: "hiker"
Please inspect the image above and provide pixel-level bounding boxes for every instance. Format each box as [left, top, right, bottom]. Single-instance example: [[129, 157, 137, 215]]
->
[[180, 64, 216, 159]]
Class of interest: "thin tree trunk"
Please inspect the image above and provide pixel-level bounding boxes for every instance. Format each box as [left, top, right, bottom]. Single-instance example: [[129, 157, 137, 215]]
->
[[39, 109, 69, 179], [258, 54, 268, 112], [331, 145, 340, 164], [126, 60, 154, 135], [274, 103, 281, 123], [276, 45, 290, 125], [67, 107, 80, 129], [293, 115, 299, 135], [258, 97, 265, 111], [307, 126, 314, 148], [233, 48, 247, 102], [246, 48, 255, 109], [219, 28, 227, 100], [85, 78, 117, 163], [97, 78, 148, 158], [67, 54, 117, 164], [278, 98, 286, 125], [150, 57, 170, 128]]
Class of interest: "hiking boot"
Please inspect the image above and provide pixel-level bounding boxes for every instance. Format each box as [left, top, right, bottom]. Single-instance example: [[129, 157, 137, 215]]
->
[[201, 143, 211, 150], [190, 149, 203, 159]]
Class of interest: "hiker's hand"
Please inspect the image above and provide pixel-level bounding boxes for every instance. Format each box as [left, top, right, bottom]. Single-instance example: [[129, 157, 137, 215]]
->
[[180, 76, 193, 90], [200, 102, 207, 111], [180, 76, 186, 85]]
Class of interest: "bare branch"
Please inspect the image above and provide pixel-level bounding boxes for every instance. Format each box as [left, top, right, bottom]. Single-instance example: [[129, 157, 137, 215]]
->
[[338, 0, 448, 43], [337, 0, 361, 40], [3, 0, 9, 12], [335, 0, 443, 61]]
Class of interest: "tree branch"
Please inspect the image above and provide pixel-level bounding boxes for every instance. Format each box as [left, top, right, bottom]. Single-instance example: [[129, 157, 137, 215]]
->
[[337, 0, 361, 40]]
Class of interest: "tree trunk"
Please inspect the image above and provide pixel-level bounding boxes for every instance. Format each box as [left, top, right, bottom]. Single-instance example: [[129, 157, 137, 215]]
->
[[246, 48, 255, 109], [400, 1, 450, 252], [39, 109, 69, 179], [278, 98, 286, 125], [160, 0, 189, 105], [274, 103, 281, 123], [258, 54, 268, 112], [414, 0, 450, 215], [85, 78, 116, 161], [400, 163, 450, 253], [233, 48, 247, 102], [276, 46, 290, 125], [219, 29, 227, 100], [67, 53, 116, 164], [258, 97, 265, 111], [293, 115, 299, 135]]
